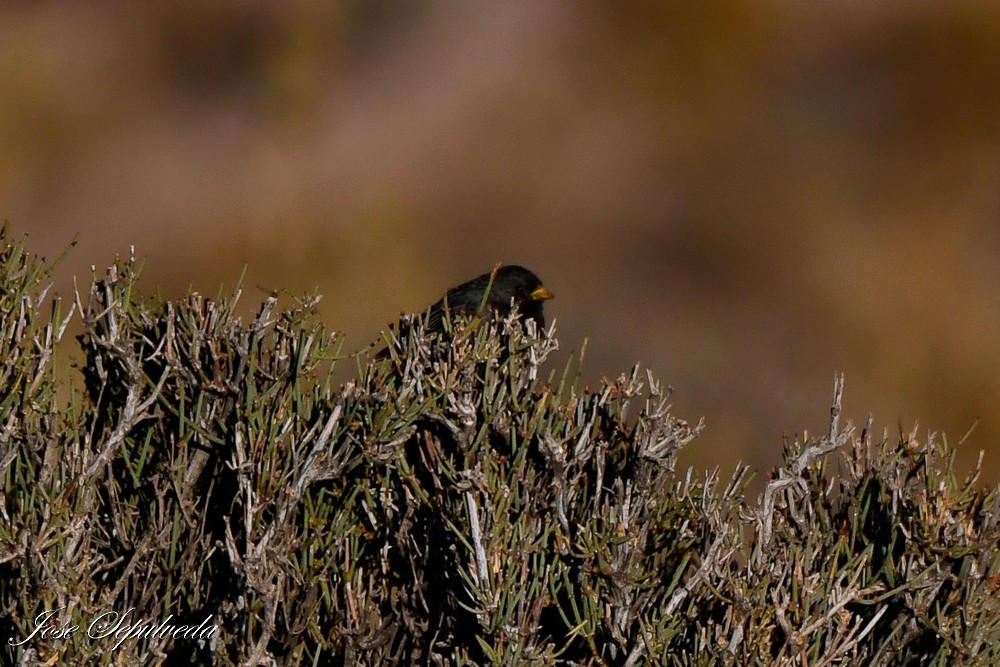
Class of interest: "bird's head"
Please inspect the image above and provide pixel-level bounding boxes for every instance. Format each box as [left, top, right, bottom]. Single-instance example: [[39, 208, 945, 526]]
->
[[491, 265, 553, 328]]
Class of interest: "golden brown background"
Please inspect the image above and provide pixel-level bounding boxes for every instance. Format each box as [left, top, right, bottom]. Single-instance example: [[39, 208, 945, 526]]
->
[[3, 2, 999, 484]]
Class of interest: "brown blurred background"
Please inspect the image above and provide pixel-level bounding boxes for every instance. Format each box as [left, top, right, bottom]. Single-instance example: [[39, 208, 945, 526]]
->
[[2, 2, 999, 486]]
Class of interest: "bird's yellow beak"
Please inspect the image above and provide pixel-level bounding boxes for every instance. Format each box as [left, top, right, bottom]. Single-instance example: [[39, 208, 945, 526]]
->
[[530, 286, 554, 301]]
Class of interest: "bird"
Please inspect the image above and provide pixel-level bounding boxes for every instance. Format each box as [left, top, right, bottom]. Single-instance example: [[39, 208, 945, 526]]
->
[[378, 265, 553, 358]]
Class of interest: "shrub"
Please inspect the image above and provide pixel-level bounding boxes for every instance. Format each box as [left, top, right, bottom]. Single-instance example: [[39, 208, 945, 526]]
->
[[1, 226, 998, 665]]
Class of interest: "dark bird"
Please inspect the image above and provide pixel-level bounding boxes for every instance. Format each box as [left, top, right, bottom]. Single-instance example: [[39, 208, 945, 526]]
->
[[425, 265, 553, 331], [378, 265, 553, 358]]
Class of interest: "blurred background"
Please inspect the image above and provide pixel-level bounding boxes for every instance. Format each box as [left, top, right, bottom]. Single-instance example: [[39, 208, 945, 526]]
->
[[2, 1, 999, 487]]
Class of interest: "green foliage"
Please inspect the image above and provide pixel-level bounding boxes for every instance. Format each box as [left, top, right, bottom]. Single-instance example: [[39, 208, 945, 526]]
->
[[1, 226, 998, 665]]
